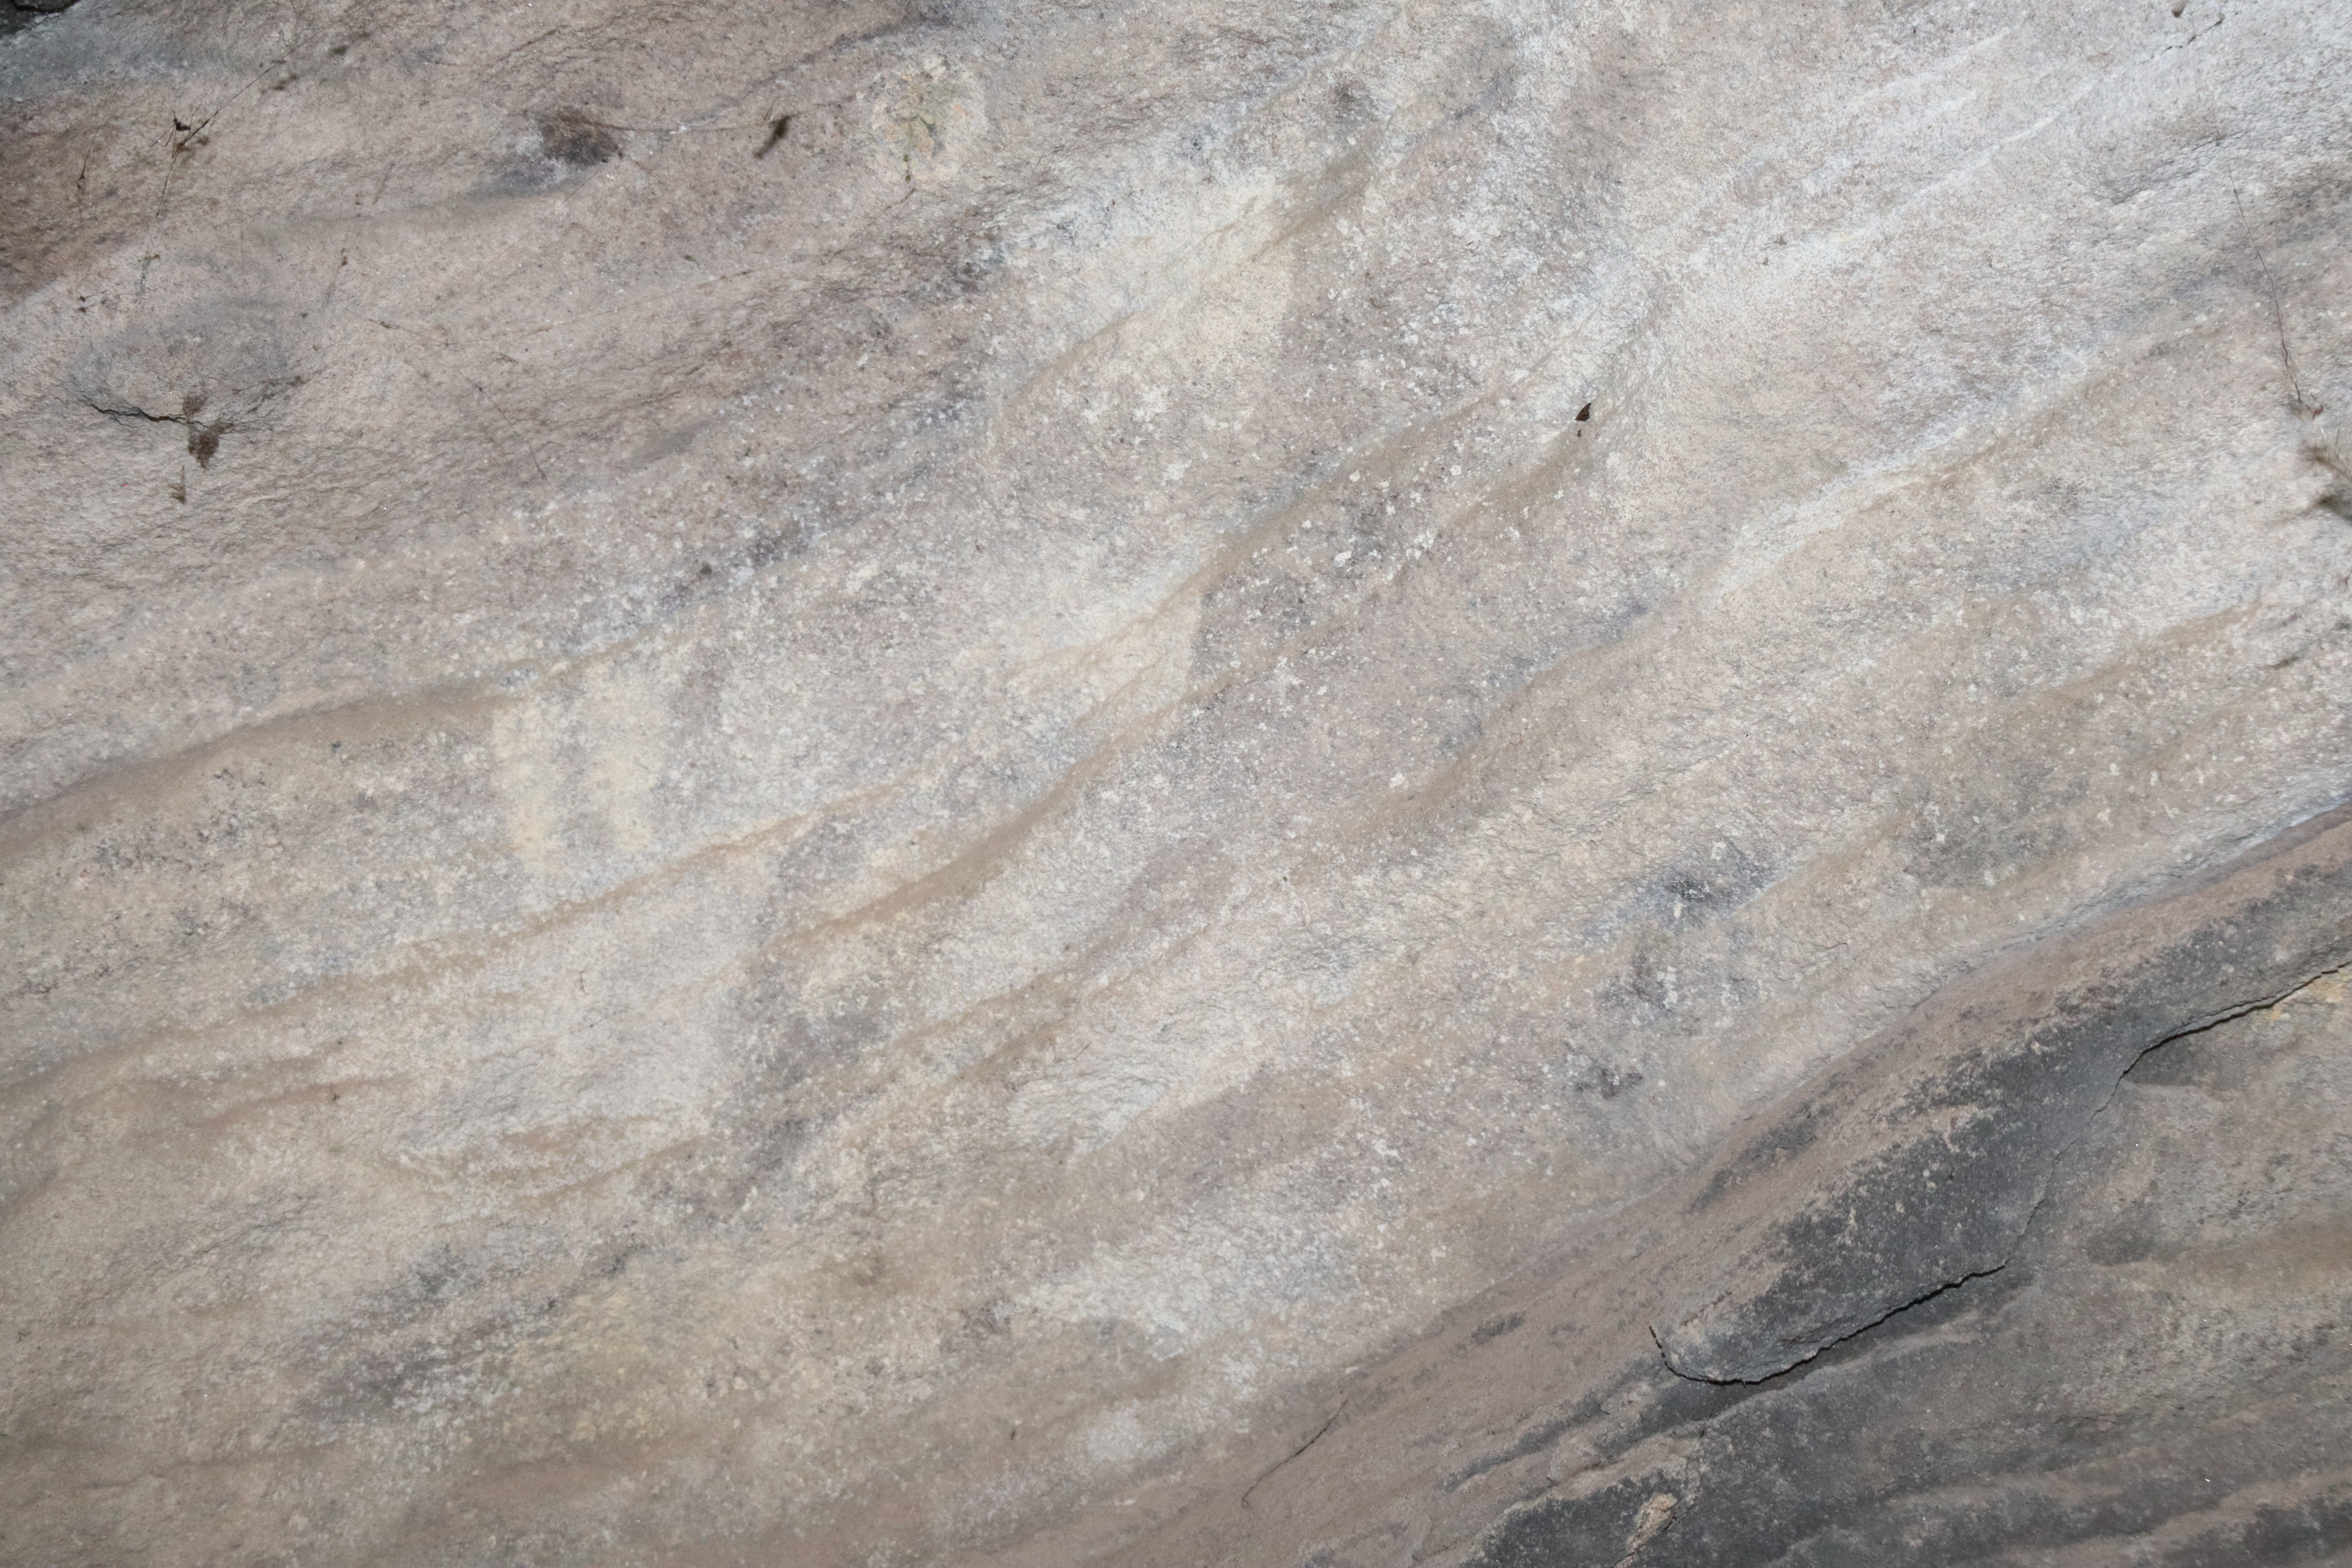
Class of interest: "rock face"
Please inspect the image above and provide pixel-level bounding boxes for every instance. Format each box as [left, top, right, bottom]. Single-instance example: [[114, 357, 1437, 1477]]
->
[[1, 0, 2347, 1564], [1012, 802, 2352, 1567]]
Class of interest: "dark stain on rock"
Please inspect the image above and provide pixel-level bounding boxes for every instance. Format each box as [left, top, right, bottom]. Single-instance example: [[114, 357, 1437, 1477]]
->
[[1562, 1051, 1645, 1099], [1470, 1469, 1685, 1568], [1687, 1097, 1826, 1214], [538, 108, 622, 167], [1638, 841, 1773, 929], [597, 1239, 650, 1278], [1602, 946, 1677, 1022], [407, 1241, 469, 1304], [188, 416, 227, 467], [0, 0, 80, 38], [1467, 1311, 1523, 1348]]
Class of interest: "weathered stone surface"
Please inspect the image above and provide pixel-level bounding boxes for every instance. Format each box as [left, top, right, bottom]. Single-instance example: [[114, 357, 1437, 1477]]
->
[[1651, 799, 2352, 1386], [3, 0, 2349, 1562], [1026, 802, 2352, 1568]]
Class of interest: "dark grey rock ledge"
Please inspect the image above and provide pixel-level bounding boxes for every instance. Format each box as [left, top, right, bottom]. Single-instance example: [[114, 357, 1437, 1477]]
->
[[0, 0, 79, 40], [1000, 802, 2352, 1568]]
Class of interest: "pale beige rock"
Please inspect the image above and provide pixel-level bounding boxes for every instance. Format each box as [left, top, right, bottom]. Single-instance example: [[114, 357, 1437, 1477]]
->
[[2, 0, 2348, 1562]]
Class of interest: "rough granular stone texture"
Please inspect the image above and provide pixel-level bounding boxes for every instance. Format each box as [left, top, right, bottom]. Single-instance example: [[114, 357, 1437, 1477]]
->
[[1029, 804, 2352, 1568], [3, 0, 2349, 1563]]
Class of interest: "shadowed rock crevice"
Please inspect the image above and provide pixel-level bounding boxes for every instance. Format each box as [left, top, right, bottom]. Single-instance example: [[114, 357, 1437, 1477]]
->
[[1650, 1256, 2011, 1390]]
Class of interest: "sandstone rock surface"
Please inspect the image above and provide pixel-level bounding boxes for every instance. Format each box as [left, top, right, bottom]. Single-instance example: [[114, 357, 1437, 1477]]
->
[[3, 0, 2349, 1563], [1019, 801, 2352, 1567]]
